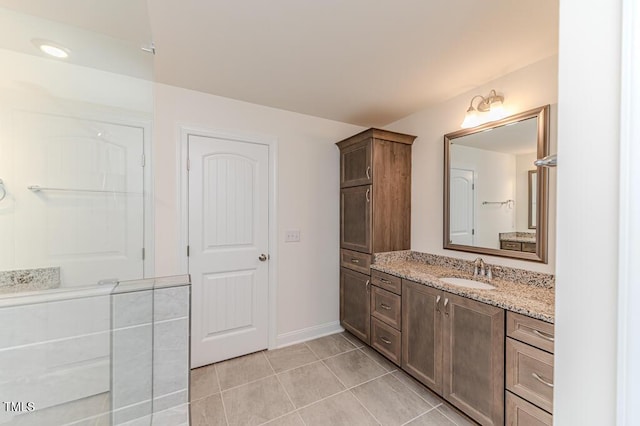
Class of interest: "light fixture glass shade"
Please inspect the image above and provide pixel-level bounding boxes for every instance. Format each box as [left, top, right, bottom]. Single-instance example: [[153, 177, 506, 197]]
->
[[461, 109, 479, 128], [487, 101, 506, 121]]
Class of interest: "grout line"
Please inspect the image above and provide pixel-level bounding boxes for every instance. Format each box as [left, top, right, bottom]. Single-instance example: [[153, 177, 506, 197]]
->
[[260, 351, 299, 425], [400, 406, 440, 426], [436, 403, 475, 426], [390, 370, 444, 409], [357, 346, 399, 373], [213, 363, 230, 426], [348, 389, 382, 426]]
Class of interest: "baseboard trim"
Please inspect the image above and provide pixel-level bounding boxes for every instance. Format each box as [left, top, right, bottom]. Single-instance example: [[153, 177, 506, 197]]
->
[[275, 321, 344, 348]]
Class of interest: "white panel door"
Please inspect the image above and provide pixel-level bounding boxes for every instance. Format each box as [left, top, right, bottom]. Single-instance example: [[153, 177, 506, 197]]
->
[[189, 134, 269, 367], [450, 168, 475, 245], [8, 111, 144, 285]]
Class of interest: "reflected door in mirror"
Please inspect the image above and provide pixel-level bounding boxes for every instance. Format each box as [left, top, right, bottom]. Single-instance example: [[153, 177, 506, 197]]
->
[[450, 169, 475, 245]]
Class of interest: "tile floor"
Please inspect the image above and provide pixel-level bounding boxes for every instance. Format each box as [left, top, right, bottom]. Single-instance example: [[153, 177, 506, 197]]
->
[[189, 332, 477, 426]]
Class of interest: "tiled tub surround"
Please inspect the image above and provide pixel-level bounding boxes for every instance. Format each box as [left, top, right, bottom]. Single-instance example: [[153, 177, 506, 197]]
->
[[373, 251, 555, 323], [0, 275, 191, 426], [0, 267, 60, 294], [111, 275, 191, 426]]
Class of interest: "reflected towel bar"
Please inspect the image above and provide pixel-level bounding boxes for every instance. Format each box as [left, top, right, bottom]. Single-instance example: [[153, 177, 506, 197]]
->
[[482, 199, 514, 207], [27, 185, 135, 194]]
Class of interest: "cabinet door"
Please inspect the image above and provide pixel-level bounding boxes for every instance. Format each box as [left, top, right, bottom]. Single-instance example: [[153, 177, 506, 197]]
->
[[340, 268, 370, 344], [442, 292, 504, 426], [340, 185, 372, 253], [340, 139, 372, 188], [401, 280, 443, 394]]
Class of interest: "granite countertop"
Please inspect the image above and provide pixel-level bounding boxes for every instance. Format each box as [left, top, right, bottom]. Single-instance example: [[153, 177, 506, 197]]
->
[[499, 232, 536, 244], [371, 252, 554, 323]]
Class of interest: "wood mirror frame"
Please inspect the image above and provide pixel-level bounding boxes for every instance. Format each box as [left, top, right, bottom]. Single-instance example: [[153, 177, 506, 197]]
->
[[443, 105, 550, 263]]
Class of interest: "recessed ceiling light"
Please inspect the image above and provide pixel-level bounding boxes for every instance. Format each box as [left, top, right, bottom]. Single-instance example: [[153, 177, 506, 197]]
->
[[32, 39, 70, 59]]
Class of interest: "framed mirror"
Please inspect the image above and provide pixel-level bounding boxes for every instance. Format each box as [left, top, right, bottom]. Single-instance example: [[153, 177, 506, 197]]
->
[[443, 105, 549, 263]]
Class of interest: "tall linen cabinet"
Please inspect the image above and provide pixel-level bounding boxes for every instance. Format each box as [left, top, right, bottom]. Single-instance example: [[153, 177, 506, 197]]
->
[[337, 128, 415, 345]]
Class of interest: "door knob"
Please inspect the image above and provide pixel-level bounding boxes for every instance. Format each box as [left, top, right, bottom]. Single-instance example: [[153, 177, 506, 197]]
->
[[259, 254, 268, 261]]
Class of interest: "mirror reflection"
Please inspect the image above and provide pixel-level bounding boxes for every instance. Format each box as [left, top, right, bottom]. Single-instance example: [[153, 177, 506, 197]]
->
[[444, 106, 549, 262]]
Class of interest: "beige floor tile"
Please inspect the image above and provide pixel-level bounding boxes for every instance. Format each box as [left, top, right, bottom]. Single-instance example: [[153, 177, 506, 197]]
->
[[351, 374, 432, 425], [323, 349, 387, 388], [262, 411, 305, 425], [297, 392, 378, 426], [305, 334, 355, 359], [191, 364, 220, 400], [222, 376, 294, 426], [215, 351, 274, 390], [436, 404, 477, 426], [340, 331, 365, 348], [406, 409, 457, 426], [392, 370, 445, 407], [277, 361, 345, 408], [265, 343, 319, 373], [359, 345, 397, 372], [189, 393, 227, 426]]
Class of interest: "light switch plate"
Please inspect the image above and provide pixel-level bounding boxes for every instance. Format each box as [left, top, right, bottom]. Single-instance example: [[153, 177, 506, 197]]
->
[[285, 229, 301, 242]]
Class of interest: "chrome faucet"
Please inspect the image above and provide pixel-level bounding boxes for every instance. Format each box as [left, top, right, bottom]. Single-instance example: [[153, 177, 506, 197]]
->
[[473, 257, 485, 277]]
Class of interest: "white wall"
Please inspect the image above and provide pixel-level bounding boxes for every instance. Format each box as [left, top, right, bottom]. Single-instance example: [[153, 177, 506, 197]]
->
[[554, 0, 622, 424], [450, 145, 516, 248], [152, 84, 364, 344], [385, 55, 558, 273]]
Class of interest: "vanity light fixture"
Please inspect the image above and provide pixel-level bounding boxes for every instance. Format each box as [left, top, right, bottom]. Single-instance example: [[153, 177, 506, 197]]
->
[[460, 89, 506, 128], [32, 39, 70, 59]]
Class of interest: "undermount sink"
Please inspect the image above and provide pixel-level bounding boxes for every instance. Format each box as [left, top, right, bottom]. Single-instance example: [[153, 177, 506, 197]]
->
[[439, 277, 496, 290]]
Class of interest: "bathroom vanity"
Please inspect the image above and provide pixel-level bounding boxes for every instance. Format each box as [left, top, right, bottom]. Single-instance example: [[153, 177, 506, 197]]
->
[[367, 252, 555, 426], [337, 113, 555, 425]]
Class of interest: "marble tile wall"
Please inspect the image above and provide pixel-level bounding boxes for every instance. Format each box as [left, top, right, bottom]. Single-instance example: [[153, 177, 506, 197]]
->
[[0, 292, 111, 425], [110, 282, 190, 426]]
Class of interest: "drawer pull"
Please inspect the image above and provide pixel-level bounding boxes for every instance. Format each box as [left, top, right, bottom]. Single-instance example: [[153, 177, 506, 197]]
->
[[366, 188, 370, 202], [532, 372, 554, 388], [443, 298, 449, 316], [436, 295, 441, 312], [351, 258, 360, 264], [380, 303, 392, 310], [533, 329, 555, 342], [365, 280, 370, 293], [379, 278, 390, 283], [366, 166, 371, 179], [380, 336, 392, 345]]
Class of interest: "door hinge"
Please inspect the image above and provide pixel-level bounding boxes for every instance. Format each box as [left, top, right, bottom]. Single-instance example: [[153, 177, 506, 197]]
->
[[472, 229, 475, 235], [141, 153, 146, 167], [187, 158, 190, 171], [187, 245, 190, 257], [472, 183, 475, 190], [142, 247, 145, 260]]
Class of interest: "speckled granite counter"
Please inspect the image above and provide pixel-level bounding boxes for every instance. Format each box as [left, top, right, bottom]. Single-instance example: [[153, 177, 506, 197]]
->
[[371, 251, 555, 323], [499, 232, 536, 243]]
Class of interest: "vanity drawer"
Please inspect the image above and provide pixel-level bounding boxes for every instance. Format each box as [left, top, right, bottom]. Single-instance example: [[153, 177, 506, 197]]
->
[[371, 317, 401, 365], [507, 312, 554, 353], [371, 269, 401, 294], [506, 338, 554, 413], [370, 286, 401, 330], [341, 249, 371, 275], [521, 242, 537, 253], [506, 391, 552, 426], [501, 241, 522, 251]]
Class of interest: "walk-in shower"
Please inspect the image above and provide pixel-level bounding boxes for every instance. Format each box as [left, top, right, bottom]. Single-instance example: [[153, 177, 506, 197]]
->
[[0, 3, 190, 425]]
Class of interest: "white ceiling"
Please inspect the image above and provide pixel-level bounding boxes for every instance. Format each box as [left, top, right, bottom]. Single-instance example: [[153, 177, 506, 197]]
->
[[0, 0, 559, 127]]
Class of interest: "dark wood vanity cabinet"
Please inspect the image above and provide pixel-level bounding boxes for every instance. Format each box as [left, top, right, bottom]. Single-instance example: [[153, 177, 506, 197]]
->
[[402, 279, 505, 426], [337, 128, 415, 344], [339, 267, 370, 343]]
